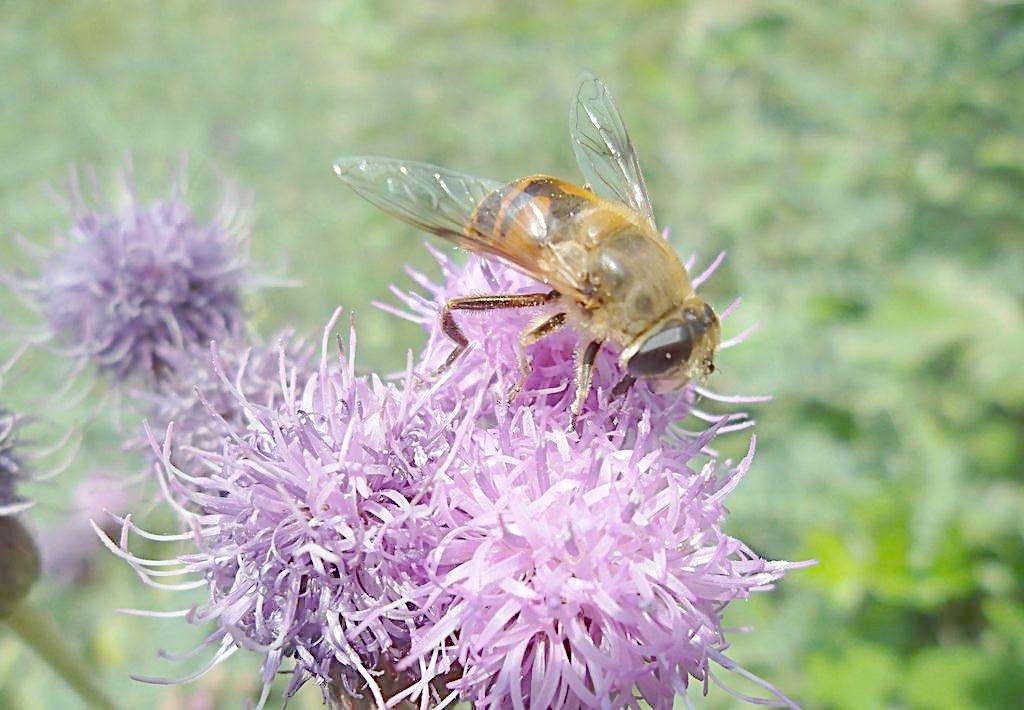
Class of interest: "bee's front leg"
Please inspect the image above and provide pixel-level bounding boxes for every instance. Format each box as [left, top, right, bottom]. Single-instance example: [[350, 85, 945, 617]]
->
[[609, 374, 636, 401], [431, 291, 559, 378], [569, 340, 603, 431]]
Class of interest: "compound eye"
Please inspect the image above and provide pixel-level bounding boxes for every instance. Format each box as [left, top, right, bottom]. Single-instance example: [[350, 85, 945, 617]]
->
[[627, 321, 695, 377]]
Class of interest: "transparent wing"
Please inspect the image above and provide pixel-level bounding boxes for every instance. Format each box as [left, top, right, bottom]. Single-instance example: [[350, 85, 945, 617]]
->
[[569, 73, 656, 228], [333, 156, 501, 243], [333, 157, 590, 298]]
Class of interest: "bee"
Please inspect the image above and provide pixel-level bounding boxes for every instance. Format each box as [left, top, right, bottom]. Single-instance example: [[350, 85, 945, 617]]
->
[[333, 73, 720, 426]]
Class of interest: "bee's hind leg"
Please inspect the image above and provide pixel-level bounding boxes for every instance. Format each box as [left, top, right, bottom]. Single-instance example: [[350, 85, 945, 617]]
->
[[569, 340, 603, 431], [506, 312, 568, 404], [430, 291, 559, 378]]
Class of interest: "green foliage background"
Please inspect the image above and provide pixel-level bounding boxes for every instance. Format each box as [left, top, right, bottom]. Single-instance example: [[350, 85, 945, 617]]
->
[[1, 1, 1022, 708]]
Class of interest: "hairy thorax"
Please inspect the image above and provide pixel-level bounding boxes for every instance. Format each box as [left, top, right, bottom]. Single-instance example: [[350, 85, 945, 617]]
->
[[554, 204, 692, 346]]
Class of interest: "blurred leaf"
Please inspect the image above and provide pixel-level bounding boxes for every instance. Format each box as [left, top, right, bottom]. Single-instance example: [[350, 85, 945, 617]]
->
[[904, 645, 987, 710], [805, 642, 898, 709], [802, 528, 866, 610], [984, 600, 1024, 658]]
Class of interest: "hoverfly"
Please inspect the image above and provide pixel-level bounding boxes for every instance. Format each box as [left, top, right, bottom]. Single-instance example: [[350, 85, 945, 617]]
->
[[334, 73, 720, 426]]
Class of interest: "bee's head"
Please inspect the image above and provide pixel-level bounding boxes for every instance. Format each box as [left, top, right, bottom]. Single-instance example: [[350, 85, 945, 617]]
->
[[621, 300, 720, 392]]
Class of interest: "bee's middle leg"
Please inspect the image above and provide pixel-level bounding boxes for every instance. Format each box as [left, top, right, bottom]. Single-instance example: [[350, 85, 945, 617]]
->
[[432, 291, 558, 377], [506, 312, 568, 404]]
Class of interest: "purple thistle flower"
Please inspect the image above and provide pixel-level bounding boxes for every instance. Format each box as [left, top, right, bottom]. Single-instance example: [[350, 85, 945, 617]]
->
[[401, 411, 802, 709], [100, 311, 460, 707], [6, 160, 250, 384], [372, 248, 803, 708], [104, 251, 807, 708]]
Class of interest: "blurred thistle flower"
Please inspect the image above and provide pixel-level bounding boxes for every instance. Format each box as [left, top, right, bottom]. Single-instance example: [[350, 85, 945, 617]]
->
[[0, 352, 40, 613], [103, 252, 806, 708], [0, 347, 41, 517], [0, 408, 28, 517], [39, 476, 134, 585], [5, 159, 251, 385]]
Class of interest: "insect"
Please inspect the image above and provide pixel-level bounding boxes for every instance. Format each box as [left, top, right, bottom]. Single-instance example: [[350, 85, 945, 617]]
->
[[333, 73, 720, 427]]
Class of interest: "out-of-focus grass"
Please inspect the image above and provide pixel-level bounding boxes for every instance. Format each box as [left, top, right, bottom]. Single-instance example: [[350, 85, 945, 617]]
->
[[1, 1, 1022, 708]]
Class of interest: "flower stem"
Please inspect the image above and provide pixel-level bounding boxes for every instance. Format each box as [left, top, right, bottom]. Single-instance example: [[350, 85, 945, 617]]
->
[[2, 600, 120, 710]]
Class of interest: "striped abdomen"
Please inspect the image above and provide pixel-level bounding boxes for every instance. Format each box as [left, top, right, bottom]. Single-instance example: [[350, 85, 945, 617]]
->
[[466, 176, 598, 267]]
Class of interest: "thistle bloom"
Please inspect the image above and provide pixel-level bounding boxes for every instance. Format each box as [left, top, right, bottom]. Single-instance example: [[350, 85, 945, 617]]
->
[[102, 312, 457, 706], [105, 249, 805, 708], [7, 161, 250, 384], [404, 411, 798, 709], [376, 249, 801, 708]]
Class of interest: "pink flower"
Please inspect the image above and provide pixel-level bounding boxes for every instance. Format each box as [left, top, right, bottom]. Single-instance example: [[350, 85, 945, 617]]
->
[[400, 409, 802, 708]]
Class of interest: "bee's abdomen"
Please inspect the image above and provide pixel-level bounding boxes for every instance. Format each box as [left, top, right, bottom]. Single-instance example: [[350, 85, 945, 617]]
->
[[469, 176, 595, 248]]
